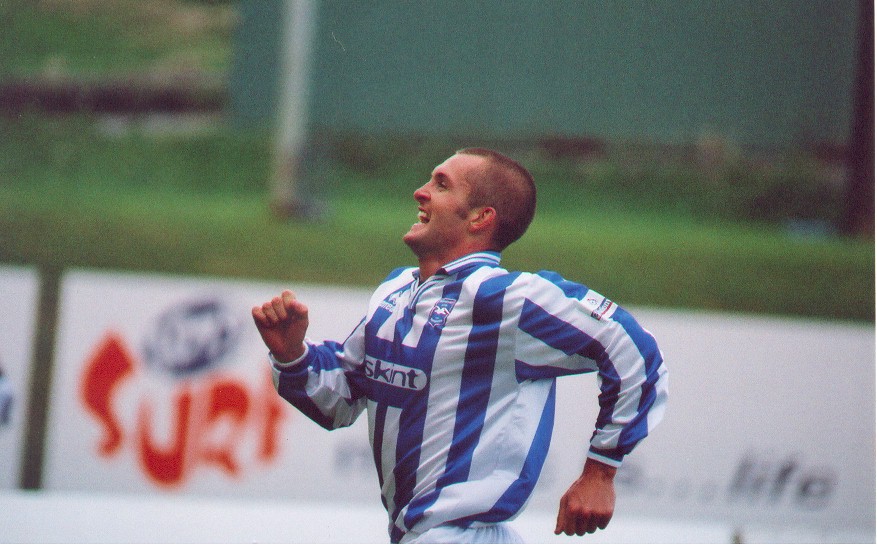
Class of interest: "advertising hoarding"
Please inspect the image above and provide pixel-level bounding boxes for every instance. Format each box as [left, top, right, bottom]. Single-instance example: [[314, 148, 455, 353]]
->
[[44, 270, 377, 501], [43, 269, 875, 537], [533, 309, 875, 535]]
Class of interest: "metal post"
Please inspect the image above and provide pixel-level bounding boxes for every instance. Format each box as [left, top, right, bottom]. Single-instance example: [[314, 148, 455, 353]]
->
[[271, 0, 320, 219]]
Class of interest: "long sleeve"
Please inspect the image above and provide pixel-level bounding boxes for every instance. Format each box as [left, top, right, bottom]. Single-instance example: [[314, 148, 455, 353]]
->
[[514, 271, 668, 467], [270, 317, 369, 430]]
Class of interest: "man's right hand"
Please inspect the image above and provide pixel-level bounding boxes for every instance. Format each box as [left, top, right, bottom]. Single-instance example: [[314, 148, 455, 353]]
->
[[251, 290, 309, 363]]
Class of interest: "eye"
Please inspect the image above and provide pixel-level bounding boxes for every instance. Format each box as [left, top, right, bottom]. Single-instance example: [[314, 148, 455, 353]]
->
[[433, 174, 450, 190]]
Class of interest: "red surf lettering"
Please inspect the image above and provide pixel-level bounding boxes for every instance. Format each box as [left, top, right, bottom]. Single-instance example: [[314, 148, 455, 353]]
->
[[81, 333, 288, 488], [199, 379, 251, 474], [137, 389, 193, 486], [80, 332, 135, 456]]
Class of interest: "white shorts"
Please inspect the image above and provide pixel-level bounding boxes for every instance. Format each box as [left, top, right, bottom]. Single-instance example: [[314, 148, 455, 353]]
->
[[401, 522, 524, 544]]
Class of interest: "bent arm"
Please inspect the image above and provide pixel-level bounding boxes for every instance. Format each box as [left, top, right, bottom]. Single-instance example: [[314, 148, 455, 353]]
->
[[270, 330, 367, 430], [253, 290, 367, 430], [517, 276, 668, 465], [516, 273, 669, 535]]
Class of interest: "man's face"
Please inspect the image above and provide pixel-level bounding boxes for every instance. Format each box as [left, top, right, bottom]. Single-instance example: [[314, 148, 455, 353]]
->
[[403, 153, 485, 259]]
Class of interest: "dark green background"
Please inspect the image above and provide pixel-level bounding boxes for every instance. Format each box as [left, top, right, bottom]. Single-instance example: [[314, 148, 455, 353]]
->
[[231, 0, 858, 147]]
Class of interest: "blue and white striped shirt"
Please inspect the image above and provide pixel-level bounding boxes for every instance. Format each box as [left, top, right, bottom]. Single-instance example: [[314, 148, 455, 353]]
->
[[271, 252, 668, 542]]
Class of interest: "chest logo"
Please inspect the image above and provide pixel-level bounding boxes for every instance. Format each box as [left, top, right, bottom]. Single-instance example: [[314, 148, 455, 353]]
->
[[427, 297, 456, 328], [364, 358, 426, 391]]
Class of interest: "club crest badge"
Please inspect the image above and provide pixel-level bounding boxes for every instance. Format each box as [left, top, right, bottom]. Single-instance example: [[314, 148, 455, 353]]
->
[[428, 298, 456, 328]]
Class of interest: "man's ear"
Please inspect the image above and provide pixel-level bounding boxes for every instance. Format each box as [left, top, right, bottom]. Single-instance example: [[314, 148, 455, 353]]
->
[[469, 206, 497, 235]]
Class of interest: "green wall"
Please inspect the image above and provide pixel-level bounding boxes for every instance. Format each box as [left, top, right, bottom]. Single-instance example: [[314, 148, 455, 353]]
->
[[232, 0, 859, 147]]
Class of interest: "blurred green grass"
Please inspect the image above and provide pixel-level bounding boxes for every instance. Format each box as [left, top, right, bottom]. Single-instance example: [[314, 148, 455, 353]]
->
[[0, 116, 872, 322], [1, 0, 233, 78]]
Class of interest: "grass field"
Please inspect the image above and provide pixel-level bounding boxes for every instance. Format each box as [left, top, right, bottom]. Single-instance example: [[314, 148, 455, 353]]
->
[[1, 1, 873, 323], [0, 115, 873, 323]]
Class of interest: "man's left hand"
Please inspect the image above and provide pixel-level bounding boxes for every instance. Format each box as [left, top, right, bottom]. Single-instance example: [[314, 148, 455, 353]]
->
[[554, 458, 617, 536]]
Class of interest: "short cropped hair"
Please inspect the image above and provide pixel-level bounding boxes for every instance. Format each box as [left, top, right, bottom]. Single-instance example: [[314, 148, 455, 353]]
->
[[456, 147, 537, 250]]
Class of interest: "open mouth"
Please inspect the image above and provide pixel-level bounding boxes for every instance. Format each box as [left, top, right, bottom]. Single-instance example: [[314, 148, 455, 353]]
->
[[418, 210, 430, 223]]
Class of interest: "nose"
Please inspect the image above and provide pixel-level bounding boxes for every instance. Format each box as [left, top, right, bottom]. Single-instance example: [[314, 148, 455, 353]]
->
[[413, 184, 429, 202]]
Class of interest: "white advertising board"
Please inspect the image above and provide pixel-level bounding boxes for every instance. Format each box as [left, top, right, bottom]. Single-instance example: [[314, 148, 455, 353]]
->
[[0, 265, 41, 489], [44, 270, 378, 502], [530, 309, 875, 537], [43, 269, 875, 538]]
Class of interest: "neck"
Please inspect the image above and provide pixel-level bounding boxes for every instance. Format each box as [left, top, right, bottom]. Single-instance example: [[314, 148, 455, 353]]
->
[[417, 260, 442, 282], [409, 235, 495, 280], [416, 245, 496, 281], [416, 250, 456, 280]]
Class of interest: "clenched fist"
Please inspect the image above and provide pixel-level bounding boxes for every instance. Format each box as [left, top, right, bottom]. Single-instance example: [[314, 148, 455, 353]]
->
[[555, 458, 617, 536], [252, 289, 309, 363]]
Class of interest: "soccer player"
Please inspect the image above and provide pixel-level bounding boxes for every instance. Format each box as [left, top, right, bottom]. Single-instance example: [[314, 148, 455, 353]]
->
[[252, 148, 668, 543]]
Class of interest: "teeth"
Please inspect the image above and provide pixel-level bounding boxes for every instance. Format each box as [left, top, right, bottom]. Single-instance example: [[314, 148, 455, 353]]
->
[[418, 211, 429, 223]]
